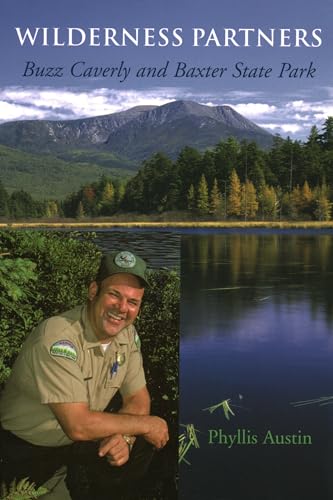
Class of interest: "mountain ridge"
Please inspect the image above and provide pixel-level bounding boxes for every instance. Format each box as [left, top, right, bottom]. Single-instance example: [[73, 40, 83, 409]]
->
[[0, 100, 273, 160]]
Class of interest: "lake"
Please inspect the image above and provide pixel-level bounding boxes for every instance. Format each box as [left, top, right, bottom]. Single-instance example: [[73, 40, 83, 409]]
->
[[54, 228, 180, 270], [180, 231, 333, 500]]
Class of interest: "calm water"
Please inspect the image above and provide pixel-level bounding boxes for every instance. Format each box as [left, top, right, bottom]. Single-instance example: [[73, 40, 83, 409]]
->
[[57, 228, 180, 269], [180, 233, 333, 500]]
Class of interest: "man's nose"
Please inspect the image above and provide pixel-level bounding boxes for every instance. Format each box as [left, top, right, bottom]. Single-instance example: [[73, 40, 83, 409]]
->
[[117, 296, 128, 313]]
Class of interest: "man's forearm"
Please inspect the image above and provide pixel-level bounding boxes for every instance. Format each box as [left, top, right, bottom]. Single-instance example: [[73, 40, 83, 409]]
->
[[49, 402, 150, 442], [49, 401, 168, 449]]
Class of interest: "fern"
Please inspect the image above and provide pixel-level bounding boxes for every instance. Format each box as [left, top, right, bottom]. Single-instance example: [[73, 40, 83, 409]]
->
[[0, 477, 48, 500]]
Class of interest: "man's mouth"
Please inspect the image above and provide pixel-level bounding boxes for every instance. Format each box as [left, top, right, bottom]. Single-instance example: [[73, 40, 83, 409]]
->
[[107, 311, 126, 322]]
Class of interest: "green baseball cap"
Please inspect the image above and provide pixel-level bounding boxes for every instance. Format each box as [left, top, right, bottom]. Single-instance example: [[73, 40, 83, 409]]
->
[[96, 251, 149, 287]]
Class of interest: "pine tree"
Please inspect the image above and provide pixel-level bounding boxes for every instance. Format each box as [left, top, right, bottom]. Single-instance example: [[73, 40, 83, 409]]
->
[[288, 185, 302, 219], [187, 184, 195, 211], [0, 180, 9, 217], [227, 169, 241, 217], [196, 174, 209, 215], [45, 200, 59, 218], [76, 201, 85, 219], [314, 186, 331, 221], [259, 184, 278, 220], [321, 117, 333, 150], [98, 181, 115, 215], [241, 180, 258, 219], [300, 180, 313, 217], [209, 178, 223, 216]]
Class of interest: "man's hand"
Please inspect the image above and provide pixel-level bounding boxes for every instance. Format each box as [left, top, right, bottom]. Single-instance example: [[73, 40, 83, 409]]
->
[[98, 434, 130, 466], [142, 416, 169, 449]]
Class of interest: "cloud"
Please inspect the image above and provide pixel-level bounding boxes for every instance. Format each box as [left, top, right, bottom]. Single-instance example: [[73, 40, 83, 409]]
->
[[228, 102, 277, 118], [263, 123, 303, 134], [0, 85, 331, 140], [0, 86, 182, 122]]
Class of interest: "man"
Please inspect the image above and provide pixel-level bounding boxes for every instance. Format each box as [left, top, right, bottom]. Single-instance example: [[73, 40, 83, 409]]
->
[[0, 250, 169, 499]]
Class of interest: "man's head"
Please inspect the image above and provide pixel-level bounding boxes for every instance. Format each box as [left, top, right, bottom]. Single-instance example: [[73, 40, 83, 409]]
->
[[87, 251, 148, 342]]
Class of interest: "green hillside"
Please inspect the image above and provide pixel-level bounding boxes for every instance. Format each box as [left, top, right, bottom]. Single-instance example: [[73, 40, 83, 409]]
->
[[0, 145, 135, 200]]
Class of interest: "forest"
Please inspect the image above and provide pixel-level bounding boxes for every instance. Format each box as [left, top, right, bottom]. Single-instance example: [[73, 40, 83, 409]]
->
[[1, 117, 333, 221]]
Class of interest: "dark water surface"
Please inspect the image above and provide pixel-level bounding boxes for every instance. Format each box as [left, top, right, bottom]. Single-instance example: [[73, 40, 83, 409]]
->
[[180, 233, 333, 500], [59, 228, 180, 269]]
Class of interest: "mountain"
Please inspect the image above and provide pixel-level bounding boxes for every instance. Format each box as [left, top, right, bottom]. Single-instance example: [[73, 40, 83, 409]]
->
[[0, 100, 273, 162], [104, 100, 273, 159], [0, 105, 154, 153]]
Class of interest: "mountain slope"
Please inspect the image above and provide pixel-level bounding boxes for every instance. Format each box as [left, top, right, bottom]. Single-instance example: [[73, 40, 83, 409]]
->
[[0, 106, 154, 153], [105, 100, 273, 159], [0, 100, 273, 162], [0, 144, 133, 200]]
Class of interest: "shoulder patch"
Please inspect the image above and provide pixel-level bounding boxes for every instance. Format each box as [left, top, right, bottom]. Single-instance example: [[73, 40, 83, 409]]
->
[[50, 340, 78, 362], [134, 332, 141, 350]]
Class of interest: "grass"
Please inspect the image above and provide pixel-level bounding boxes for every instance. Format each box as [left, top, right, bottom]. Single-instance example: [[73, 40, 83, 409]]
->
[[2, 219, 333, 229]]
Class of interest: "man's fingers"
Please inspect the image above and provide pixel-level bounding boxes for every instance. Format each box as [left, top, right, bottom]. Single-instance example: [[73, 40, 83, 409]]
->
[[99, 434, 129, 458], [99, 435, 120, 456]]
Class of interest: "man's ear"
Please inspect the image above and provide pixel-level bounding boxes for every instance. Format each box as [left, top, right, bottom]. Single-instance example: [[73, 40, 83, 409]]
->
[[88, 281, 98, 301]]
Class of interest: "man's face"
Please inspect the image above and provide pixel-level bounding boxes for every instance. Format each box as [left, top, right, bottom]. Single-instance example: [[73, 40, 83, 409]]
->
[[88, 273, 144, 342]]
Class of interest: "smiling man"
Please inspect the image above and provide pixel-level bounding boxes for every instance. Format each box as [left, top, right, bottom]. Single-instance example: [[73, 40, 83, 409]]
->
[[0, 251, 169, 499]]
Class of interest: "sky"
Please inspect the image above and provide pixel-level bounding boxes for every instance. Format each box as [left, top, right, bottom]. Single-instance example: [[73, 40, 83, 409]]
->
[[1, 0, 333, 140]]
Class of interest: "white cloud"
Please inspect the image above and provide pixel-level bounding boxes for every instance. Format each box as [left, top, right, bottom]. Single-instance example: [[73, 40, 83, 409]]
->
[[264, 123, 303, 134], [0, 100, 48, 121], [0, 86, 179, 122], [228, 102, 277, 118]]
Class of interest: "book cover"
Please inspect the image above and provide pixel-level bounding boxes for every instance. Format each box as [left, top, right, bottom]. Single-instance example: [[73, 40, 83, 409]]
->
[[1, 1, 333, 499]]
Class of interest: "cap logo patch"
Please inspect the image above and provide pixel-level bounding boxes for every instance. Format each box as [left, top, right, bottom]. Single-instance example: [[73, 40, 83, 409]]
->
[[50, 340, 78, 362], [115, 251, 136, 269]]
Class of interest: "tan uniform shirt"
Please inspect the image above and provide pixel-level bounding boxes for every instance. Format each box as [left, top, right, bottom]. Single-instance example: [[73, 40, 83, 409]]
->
[[0, 305, 146, 447]]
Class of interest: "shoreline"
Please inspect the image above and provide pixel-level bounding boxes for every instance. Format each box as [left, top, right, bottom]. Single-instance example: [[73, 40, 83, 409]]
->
[[1, 220, 333, 229]]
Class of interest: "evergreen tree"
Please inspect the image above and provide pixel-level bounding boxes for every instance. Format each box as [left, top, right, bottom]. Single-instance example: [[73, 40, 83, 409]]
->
[[259, 184, 278, 220], [209, 178, 223, 216], [314, 187, 331, 221], [0, 180, 9, 217], [214, 137, 240, 185], [287, 185, 302, 219], [176, 147, 202, 208], [9, 190, 43, 218], [187, 184, 195, 211], [196, 174, 209, 215], [240, 141, 265, 189], [321, 117, 333, 150], [98, 180, 115, 215], [241, 180, 258, 219], [303, 126, 324, 186], [115, 182, 126, 207], [300, 180, 313, 217], [200, 151, 217, 187], [45, 200, 59, 218], [227, 169, 241, 217], [76, 201, 85, 219]]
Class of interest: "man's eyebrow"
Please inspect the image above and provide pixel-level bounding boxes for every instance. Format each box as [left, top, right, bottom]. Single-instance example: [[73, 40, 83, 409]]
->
[[105, 287, 120, 294]]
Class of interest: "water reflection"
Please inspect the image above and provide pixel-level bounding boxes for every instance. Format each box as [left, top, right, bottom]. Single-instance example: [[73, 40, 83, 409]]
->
[[180, 233, 333, 500], [182, 234, 333, 330]]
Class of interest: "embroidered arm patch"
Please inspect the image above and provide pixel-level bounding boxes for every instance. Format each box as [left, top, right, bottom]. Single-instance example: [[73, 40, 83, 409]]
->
[[50, 340, 78, 362]]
